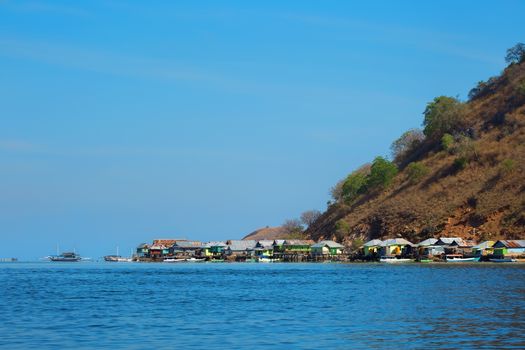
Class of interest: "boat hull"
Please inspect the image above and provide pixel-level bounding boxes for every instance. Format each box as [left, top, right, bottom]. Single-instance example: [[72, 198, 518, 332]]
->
[[490, 258, 517, 263], [379, 258, 412, 263], [446, 257, 480, 262]]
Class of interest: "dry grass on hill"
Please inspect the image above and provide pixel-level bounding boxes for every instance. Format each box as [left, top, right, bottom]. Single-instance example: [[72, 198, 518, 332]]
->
[[306, 61, 525, 244]]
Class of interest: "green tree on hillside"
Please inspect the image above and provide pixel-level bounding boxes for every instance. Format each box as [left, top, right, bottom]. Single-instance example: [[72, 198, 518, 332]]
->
[[406, 162, 429, 184], [422, 96, 465, 139], [367, 156, 398, 189], [505, 43, 525, 64], [342, 171, 367, 203]]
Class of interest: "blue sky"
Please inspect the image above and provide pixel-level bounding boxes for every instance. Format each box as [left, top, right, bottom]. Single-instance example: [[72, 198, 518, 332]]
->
[[1, 0, 524, 259]]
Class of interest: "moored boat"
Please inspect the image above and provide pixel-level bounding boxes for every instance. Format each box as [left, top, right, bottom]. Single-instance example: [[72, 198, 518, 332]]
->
[[489, 258, 517, 263], [379, 256, 412, 263], [163, 258, 186, 263], [185, 258, 205, 262], [445, 254, 480, 262], [49, 252, 82, 262]]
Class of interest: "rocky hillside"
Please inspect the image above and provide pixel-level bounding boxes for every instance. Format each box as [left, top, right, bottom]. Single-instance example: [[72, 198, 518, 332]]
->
[[306, 57, 525, 244]]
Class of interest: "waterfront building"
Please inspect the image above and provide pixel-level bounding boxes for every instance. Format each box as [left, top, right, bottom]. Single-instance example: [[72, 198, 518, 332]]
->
[[225, 240, 257, 256], [282, 240, 314, 253], [472, 241, 495, 256], [311, 241, 344, 256], [254, 240, 274, 258], [136, 243, 150, 258], [272, 240, 286, 253], [380, 238, 414, 256], [202, 241, 227, 257], [363, 239, 383, 256], [171, 241, 203, 256], [492, 240, 525, 257]]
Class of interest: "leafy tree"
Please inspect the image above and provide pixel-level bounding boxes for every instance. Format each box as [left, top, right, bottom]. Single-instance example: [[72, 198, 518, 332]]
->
[[505, 43, 525, 64], [341, 172, 367, 203], [282, 219, 303, 235], [367, 156, 398, 189], [335, 219, 351, 241], [300, 210, 322, 228], [422, 96, 466, 139], [453, 157, 468, 171], [441, 133, 454, 151], [390, 128, 425, 164], [350, 238, 364, 251], [406, 162, 429, 184]]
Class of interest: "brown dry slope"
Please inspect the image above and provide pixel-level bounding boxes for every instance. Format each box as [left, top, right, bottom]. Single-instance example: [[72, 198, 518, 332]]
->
[[306, 60, 525, 244], [242, 226, 289, 240]]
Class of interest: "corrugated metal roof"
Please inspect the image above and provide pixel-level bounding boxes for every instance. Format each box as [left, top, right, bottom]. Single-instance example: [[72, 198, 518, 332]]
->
[[472, 241, 495, 249], [494, 240, 525, 248], [256, 240, 274, 248], [227, 240, 257, 251], [203, 241, 227, 248], [283, 240, 314, 246], [364, 239, 383, 247], [173, 241, 203, 248], [381, 238, 414, 247], [436, 237, 463, 245], [417, 238, 438, 247], [312, 240, 344, 249]]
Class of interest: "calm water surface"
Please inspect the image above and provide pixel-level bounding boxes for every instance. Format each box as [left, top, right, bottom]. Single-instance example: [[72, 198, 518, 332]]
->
[[0, 262, 524, 349]]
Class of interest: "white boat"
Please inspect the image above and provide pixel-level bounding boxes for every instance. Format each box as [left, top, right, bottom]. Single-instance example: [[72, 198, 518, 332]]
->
[[445, 254, 480, 262], [104, 246, 132, 262], [379, 256, 412, 263], [258, 257, 274, 263], [185, 258, 205, 262], [163, 258, 186, 263]]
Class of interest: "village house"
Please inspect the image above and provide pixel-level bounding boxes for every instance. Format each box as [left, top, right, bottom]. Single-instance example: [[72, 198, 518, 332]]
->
[[202, 241, 227, 258], [311, 240, 345, 256], [416, 238, 443, 258], [380, 238, 414, 257], [472, 241, 495, 256], [272, 240, 286, 253], [135, 243, 150, 258], [171, 241, 203, 257], [492, 240, 525, 257], [282, 240, 314, 254], [363, 239, 383, 257], [254, 240, 274, 258], [225, 240, 257, 257]]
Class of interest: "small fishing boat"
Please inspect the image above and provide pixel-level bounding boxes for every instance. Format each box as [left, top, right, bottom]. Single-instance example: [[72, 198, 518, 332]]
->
[[104, 247, 132, 262], [379, 256, 412, 263], [185, 258, 205, 262], [445, 254, 480, 262], [209, 259, 224, 263], [489, 258, 517, 263], [163, 258, 186, 263], [418, 258, 434, 263], [49, 252, 82, 262]]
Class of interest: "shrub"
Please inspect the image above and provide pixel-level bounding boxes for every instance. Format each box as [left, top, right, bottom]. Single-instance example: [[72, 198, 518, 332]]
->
[[441, 133, 454, 151], [505, 43, 525, 64], [406, 162, 429, 184], [367, 156, 398, 189], [452, 135, 477, 160], [422, 96, 466, 140], [500, 159, 516, 176], [390, 128, 425, 165], [517, 81, 525, 96], [453, 157, 468, 171], [335, 219, 351, 241]]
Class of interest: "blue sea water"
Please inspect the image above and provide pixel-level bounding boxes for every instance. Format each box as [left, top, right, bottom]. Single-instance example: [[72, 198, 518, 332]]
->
[[0, 262, 524, 349]]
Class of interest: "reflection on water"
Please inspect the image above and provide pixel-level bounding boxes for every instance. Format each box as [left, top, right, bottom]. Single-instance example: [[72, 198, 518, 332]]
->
[[0, 263, 524, 349]]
